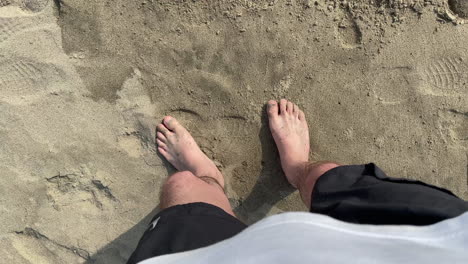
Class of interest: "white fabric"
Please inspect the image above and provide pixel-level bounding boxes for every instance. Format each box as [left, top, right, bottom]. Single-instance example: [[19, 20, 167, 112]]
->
[[140, 212, 468, 264]]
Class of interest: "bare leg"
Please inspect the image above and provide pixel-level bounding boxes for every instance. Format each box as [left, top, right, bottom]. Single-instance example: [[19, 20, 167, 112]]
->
[[267, 99, 340, 208], [156, 116, 235, 216]]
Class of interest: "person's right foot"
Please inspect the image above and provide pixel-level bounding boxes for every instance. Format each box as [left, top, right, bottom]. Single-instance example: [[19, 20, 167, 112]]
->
[[156, 116, 225, 188], [267, 99, 310, 188]]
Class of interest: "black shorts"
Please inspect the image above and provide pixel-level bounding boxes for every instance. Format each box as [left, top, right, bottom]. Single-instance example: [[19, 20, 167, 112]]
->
[[127, 163, 468, 264], [127, 203, 247, 264]]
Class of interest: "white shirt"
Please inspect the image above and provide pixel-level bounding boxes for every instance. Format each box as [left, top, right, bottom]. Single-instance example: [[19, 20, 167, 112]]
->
[[140, 212, 468, 264]]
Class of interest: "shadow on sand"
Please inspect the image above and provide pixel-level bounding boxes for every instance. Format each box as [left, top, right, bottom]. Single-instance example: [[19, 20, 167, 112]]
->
[[233, 105, 296, 224]]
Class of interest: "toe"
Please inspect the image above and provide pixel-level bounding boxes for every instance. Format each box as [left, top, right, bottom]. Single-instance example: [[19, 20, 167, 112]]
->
[[279, 99, 287, 114], [156, 132, 167, 142], [286, 101, 293, 114], [156, 138, 166, 148], [293, 104, 299, 118], [267, 100, 279, 118], [157, 123, 170, 135], [158, 146, 169, 159], [163, 116, 183, 132]]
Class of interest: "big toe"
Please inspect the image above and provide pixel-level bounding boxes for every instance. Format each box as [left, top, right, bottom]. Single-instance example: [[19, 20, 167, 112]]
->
[[163, 116, 183, 132], [267, 100, 279, 118]]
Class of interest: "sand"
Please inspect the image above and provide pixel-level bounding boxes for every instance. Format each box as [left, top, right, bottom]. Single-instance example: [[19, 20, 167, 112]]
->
[[0, 0, 467, 263]]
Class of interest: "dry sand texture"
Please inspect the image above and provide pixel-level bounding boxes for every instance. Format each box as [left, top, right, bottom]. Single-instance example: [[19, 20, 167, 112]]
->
[[0, 0, 467, 263]]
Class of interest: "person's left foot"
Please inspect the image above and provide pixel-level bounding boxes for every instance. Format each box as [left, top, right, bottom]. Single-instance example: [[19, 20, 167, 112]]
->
[[156, 116, 225, 187]]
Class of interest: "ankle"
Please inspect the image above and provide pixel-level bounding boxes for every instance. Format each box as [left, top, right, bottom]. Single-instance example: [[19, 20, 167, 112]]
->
[[298, 161, 341, 207], [283, 161, 308, 188], [193, 166, 225, 189]]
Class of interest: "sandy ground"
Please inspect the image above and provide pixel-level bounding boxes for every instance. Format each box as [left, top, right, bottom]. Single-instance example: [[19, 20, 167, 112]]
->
[[0, 0, 467, 263]]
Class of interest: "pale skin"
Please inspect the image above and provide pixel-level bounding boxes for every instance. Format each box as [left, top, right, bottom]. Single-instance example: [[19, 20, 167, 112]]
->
[[156, 99, 340, 216]]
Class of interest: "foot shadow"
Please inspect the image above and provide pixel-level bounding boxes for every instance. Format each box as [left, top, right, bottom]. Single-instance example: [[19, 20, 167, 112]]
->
[[233, 105, 296, 224], [84, 148, 174, 263], [83, 205, 160, 264]]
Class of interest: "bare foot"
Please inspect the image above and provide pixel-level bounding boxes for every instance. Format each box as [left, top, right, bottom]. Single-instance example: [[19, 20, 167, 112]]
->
[[156, 116, 225, 188], [267, 99, 310, 188]]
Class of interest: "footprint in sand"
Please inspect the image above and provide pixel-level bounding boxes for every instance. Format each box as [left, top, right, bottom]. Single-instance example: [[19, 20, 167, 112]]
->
[[0, 59, 66, 101], [0, 0, 49, 13], [22, 0, 49, 12], [0, 16, 38, 45], [46, 172, 118, 211], [335, 8, 362, 48], [0, 0, 51, 46], [420, 57, 468, 96]]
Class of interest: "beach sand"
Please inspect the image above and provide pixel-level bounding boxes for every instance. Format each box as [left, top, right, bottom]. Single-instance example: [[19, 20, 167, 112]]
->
[[0, 0, 467, 263]]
